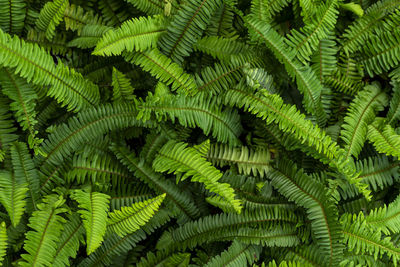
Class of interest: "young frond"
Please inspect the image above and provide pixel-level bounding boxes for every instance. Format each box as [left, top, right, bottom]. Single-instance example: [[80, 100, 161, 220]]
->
[[153, 140, 242, 213], [20, 195, 67, 267], [35, 0, 69, 40], [93, 15, 167, 56], [108, 193, 166, 237], [0, 28, 100, 111], [340, 83, 388, 160], [70, 189, 110, 254]]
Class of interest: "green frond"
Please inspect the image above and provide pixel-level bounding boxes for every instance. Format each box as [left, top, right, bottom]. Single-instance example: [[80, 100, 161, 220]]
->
[[98, 0, 132, 26], [111, 67, 135, 102], [206, 3, 237, 38], [19, 195, 67, 267], [387, 80, 400, 126], [0, 69, 43, 152], [360, 29, 400, 76], [324, 70, 364, 96], [139, 131, 169, 163], [232, 227, 300, 247], [0, 96, 17, 161], [138, 93, 242, 145], [367, 117, 400, 158], [0, 221, 6, 265], [36, 103, 152, 175], [246, 15, 327, 125], [243, 66, 277, 94], [10, 142, 40, 212], [156, 207, 298, 251], [279, 245, 327, 266], [124, 0, 173, 15], [93, 15, 167, 56], [366, 194, 400, 235], [207, 144, 271, 178], [0, 28, 100, 111], [124, 49, 197, 95], [250, 0, 291, 22], [205, 241, 261, 267], [138, 250, 190, 267], [67, 24, 112, 49], [70, 189, 110, 254], [340, 254, 387, 267], [0, 170, 28, 227], [341, 213, 400, 265], [286, 0, 339, 64], [51, 213, 85, 267], [108, 193, 165, 237], [153, 140, 242, 213], [27, 29, 69, 55], [339, 83, 388, 160], [0, 0, 26, 34], [268, 159, 343, 265], [64, 4, 105, 34], [158, 0, 222, 64], [110, 144, 200, 219], [266, 260, 313, 267], [311, 36, 337, 81], [36, 0, 69, 40], [79, 208, 174, 267]]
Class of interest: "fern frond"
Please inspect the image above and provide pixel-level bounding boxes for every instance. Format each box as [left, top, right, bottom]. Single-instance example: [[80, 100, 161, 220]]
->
[[111, 67, 135, 102], [64, 4, 105, 34], [110, 144, 200, 219], [360, 29, 400, 76], [387, 80, 400, 126], [268, 159, 343, 265], [98, 0, 132, 26], [108, 193, 165, 237], [311, 36, 337, 81], [67, 24, 112, 49], [70, 189, 110, 254], [124, 49, 197, 95], [0, 28, 100, 111], [205, 241, 261, 267], [93, 15, 167, 56], [36, 0, 69, 40], [137, 250, 190, 267], [286, 0, 339, 64], [0, 221, 5, 265], [246, 15, 327, 125], [19, 195, 67, 267], [153, 140, 242, 213], [0, 69, 43, 151], [250, 0, 291, 22], [366, 194, 400, 235], [367, 118, 400, 158], [207, 144, 271, 178], [158, 0, 222, 64], [52, 213, 85, 267], [0, 0, 26, 34], [340, 83, 388, 160], [0, 96, 17, 161], [341, 213, 400, 265], [138, 93, 242, 145], [124, 0, 175, 15], [0, 170, 28, 227], [324, 70, 364, 96]]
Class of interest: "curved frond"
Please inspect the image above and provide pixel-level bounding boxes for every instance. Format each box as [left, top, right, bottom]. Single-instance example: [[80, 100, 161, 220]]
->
[[70, 189, 110, 254], [137, 251, 190, 267], [111, 67, 135, 102], [367, 118, 400, 158], [205, 241, 261, 267], [366, 194, 400, 235], [0, 221, 6, 265], [36, 0, 69, 40]]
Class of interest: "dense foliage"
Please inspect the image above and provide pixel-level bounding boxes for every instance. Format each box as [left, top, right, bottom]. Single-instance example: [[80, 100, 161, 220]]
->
[[1, 0, 400, 266]]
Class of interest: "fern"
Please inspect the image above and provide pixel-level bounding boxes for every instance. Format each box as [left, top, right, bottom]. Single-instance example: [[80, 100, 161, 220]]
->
[[0, 0, 26, 34], [0, 221, 6, 265], [36, 0, 69, 40]]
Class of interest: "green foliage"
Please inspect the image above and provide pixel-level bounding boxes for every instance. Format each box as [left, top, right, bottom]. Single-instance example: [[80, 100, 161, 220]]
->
[[1, 0, 400, 266]]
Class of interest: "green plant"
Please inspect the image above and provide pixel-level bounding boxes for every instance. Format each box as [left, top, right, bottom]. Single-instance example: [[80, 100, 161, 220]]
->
[[1, 0, 400, 266]]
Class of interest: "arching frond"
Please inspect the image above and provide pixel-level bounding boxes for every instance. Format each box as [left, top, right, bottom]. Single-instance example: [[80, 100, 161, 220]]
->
[[36, 0, 69, 40], [108, 193, 165, 237], [366, 194, 400, 235], [64, 4, 105, 34], [250, 0, 291, 22], [70, 190, 110, 254], [367, 118, 400, 158]]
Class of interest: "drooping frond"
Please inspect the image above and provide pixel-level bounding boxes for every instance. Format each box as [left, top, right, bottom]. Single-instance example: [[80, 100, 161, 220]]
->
[[204, 241, 261, 267], [51, 213, 85, 267], [207, 144, 271, 178], [110, 144, 200, 219], [0, 0, 26, 34], [10, 142, 40, 212], [0, 221, 6, 265], [70, 189, 110, 254], [246, 15, 327, 125], [367, 118, 400, 158], [19, 195, 67, 267], [35, 0, 69, 40], [268, 159, 343, 265], [111, 67, 135, 102], [108, 193, 165, 237], [93, 15, 167, 56], [0, 170, 28, 227], [153, 140, 242, 213], [0, 28, 100, 111], [286, 0, 339, 64], [0, 69, 43, 152], [138, 93, 242, 145], [339, 83, 388, 160], [158, 0, 223, 64], [124, 49, 197, 95]]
